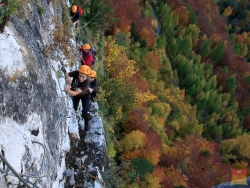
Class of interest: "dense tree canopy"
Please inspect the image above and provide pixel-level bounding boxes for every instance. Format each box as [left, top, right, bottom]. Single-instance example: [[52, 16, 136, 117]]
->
[[93, 0, 250, 187]]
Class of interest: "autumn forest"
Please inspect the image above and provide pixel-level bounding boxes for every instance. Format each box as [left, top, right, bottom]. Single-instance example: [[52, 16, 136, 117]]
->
[[74, 0, 250, 187]]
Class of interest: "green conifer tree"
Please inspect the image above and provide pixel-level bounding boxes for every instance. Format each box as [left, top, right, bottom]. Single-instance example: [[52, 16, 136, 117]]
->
[[210, 41, 225, 62]]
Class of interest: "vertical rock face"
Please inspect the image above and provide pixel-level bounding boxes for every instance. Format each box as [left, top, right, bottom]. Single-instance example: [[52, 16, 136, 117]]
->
[[0, 0, 107, 187], [0, 1, 68, 187], [65, 102, 107, 188]]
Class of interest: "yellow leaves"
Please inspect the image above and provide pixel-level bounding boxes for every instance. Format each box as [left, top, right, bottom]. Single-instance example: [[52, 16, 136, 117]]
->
[[221, 133, 250, 161], [168, 146, 177, 156], [223, 6, 233, 17], [115, 106, 123, 121], [118, 130, 146, 152], [211, 33, 223, 46], [142, 51, 162, 70], [118, 16, 131, 34], [152, 102, 171, 118], [169, 120, 180, 132], [107, 142, 116, 159], [104, 38, 124, 65], [104, 38, 137, 79], [174, 6, 189, 26], [150, 116, 164, 134], [109, 126, 115, 133], [134, 90, 156, 103], [143, 113, 149, 121], [232, 31, 248, 53], [179, 89, 185, 99], [151, 19, 158, 30], [210, 113, 220, 123], [165, 165, 188, 187], [232, 161, 248, 170], [143, 173, 161, 188], [195, 91, 204, 101], [235, 133, 250, 158], [120, 150, 141, 161], [114, 54, 137, 79], [162, 143, 170, 154], [143, 147, 161, 165], [224, 115, 233, 123], [178, 120, 203, 138]]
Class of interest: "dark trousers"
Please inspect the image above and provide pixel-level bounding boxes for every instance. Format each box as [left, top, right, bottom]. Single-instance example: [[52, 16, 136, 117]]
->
[[72, 94, 91, 126], [91, 92, 96, 102]]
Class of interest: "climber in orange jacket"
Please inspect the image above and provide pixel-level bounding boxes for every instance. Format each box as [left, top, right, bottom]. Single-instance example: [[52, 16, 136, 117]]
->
[[64, 65, 92, 131], [78, 43, 95, 68]]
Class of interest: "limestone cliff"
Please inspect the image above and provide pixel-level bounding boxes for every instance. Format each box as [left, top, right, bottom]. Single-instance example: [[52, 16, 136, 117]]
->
[[0, 0, 107, 187]]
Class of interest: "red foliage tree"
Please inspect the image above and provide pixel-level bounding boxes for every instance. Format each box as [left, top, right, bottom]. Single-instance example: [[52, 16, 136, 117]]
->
[[142, 51, 162, 71], [174, 6, 189, 26], [140, 131, 162, 165], [131, 71, 149, 92], [121, 108, 150, 134], [160, 134, 231, 187], [108, 0, 155, 46]]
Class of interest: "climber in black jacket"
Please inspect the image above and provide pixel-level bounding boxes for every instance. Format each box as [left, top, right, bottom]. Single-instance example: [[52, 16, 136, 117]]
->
[[70, 5, 81, 27], [88, 70, 98, 102], [63, 65, 92, 131]]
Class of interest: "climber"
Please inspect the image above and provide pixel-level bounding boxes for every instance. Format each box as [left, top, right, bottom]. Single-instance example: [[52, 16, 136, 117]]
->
[[78, 43, 96, 68], [70, 5, 82, 28], [64, 65, 92, 131], [88, 70, 98, 102]]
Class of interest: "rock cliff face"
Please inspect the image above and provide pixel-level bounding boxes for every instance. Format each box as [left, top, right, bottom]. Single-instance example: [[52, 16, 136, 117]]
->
[[65, 103, 107, 188], [0, 0, 107, 187]]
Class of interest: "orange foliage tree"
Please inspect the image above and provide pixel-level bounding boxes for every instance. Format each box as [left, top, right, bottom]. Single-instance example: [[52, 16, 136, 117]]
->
[[140, 131, 162, 165], [131, 71, 149, 92], [174, 6, 189, 26], [140, 51, 162, 71], [139, 27, 155, 47], [121, 108, 151, 134], [160, 134, 231, 187], [162, 165, 188, 188], [149, 167, 167, 187], [108, 0, 155, 46]]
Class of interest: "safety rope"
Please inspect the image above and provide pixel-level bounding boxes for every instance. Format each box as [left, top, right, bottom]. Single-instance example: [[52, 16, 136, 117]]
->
[[0, 140, 62, 187], [46, 94, 72, 132], [0, 153, 33, 188], [79, 11, 100, 29], [29, 141, 45, 176], [46, 112, 71, 132]]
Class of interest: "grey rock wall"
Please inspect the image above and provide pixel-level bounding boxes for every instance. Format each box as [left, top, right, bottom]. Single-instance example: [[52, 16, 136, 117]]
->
[[65, 102, 107, 188], [0, 0, 67, 187], [0, 0, 107, 187]]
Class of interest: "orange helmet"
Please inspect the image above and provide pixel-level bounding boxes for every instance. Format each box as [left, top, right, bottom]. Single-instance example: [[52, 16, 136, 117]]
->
[[89, 70, 97, 78], [71, 5, 77, 13], [79, 65, 91, 75], [82, 44, 91, 50]]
